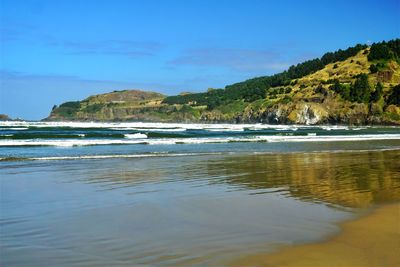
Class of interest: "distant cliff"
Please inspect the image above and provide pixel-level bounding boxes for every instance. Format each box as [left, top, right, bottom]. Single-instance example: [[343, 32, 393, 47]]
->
[[0, 114, 12, 121], [47, 39, 400, 125]]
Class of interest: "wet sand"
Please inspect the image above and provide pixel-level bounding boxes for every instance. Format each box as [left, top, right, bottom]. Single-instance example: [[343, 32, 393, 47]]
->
[[230, 203, 400, 267], [2, 150, 400, 266]]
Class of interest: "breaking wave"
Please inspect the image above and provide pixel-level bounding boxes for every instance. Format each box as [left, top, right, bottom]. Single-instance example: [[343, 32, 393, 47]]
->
[[0, 134, 399, 147]]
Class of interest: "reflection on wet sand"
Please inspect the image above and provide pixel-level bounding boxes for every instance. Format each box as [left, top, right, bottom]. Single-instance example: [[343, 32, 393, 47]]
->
[[205, 150, 400, 208], [7, 149, 396, 266], [70, 150, 400, 209]]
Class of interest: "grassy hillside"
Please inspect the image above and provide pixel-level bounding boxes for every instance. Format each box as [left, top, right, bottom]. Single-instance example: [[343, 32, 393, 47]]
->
[[48, 39, 400, 125]]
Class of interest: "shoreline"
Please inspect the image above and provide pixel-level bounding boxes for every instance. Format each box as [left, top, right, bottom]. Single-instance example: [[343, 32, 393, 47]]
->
[[229, 203, 400, 267], [1, 146, 400, 162], [2, 120, 400, 126]]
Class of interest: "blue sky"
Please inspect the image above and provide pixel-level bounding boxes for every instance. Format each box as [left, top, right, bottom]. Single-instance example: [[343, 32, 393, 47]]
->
[[1, 0, 399, 120]]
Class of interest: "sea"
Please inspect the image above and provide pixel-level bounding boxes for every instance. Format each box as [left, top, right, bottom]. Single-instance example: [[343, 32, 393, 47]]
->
[[1, 121, 400, 266]]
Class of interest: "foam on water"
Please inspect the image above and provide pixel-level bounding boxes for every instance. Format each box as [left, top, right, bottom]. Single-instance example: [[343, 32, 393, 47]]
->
[[0, 121, 319, 132], [321, 125, 350, 131], [125, 133, 148, 139], [262, 134, 400, 142], [0, 152, 222, 161], [1, 134, 399, 147], [1, 121, 396, 135], [0, 127, 29, 130]]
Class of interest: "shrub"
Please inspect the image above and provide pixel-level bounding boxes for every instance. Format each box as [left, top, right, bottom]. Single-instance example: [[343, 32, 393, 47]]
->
[[330, 79, 350, 101], [371, 82, 383, 102], [369, 64, 378, 73]]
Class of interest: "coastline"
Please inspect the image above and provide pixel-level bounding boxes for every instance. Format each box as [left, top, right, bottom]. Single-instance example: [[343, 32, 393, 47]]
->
[[41, 119, 400, 126], [229, 203, 400, 267]]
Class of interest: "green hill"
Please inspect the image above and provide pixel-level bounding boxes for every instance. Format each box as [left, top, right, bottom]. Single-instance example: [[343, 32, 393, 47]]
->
[[47, 39, 400, 125]]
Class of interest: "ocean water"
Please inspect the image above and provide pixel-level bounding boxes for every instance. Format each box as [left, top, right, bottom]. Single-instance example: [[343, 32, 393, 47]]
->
[[1, 121, 400, 266], [1, 121, 400, 159]]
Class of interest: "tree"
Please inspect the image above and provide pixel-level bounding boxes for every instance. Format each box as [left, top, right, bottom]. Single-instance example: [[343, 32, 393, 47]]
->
[[370, 82, 383, 102], [369, 64, 378, 73], [386, 84, 400, 106], [350, 74, 371, 103], [340, 86, 351, 101]]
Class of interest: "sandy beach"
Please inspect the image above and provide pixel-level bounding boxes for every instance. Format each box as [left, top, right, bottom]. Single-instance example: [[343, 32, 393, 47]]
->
[[230, 203, 400, 267]]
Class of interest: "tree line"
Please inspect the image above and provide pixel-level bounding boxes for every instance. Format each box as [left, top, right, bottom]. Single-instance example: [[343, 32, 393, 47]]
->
[[163, 43, 369, 108], [368, 39, 400, 62], [163, 39, 400, 109]]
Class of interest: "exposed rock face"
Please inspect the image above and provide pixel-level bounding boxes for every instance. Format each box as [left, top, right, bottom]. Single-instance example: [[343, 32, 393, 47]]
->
[[234, 103, 330, 125], [46, 90, 400, 125], [377, 70, 393, 83], [201, 100, 399, 125], [287, 103, 328, 124]]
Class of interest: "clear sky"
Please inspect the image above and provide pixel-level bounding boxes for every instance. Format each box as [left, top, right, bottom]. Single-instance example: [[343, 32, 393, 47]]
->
[[0, 0, 399, 120]]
